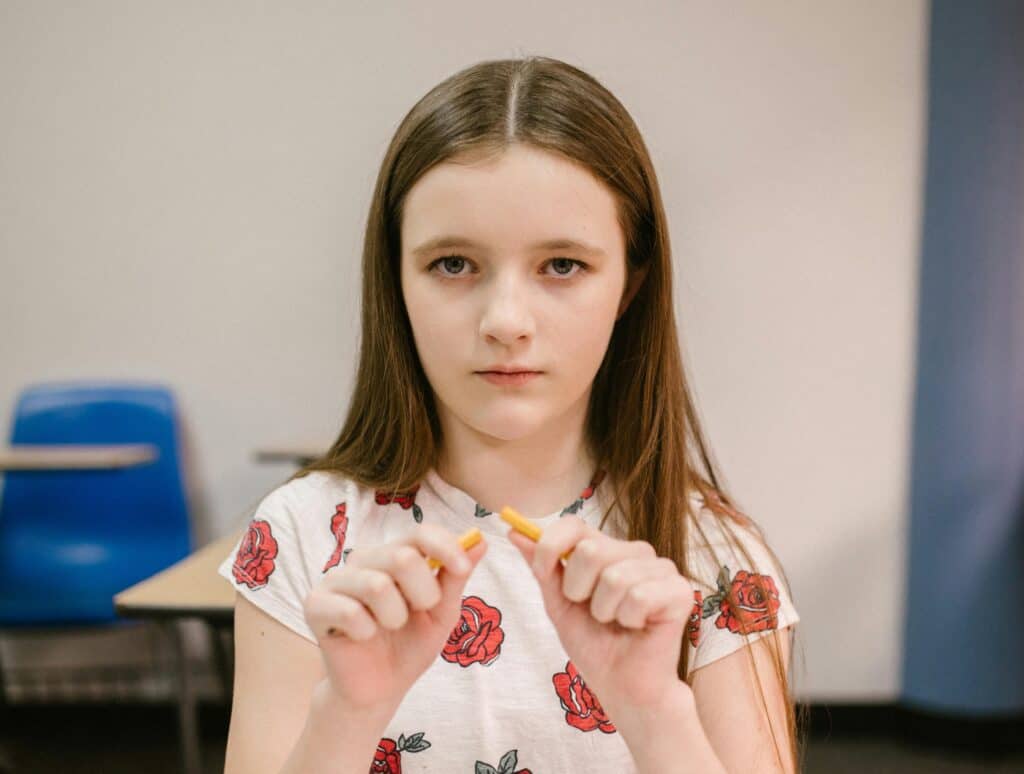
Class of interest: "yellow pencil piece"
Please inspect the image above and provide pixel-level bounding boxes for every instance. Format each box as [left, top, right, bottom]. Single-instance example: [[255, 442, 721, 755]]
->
[[499, 506, 542, 541], [500, 506, 572, 562], [426, 527, 483, 570], [459, 527, 483, 552]]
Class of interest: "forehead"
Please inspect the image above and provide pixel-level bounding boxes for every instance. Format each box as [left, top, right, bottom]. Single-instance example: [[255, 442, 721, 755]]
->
[[401, 145, 624, 257]]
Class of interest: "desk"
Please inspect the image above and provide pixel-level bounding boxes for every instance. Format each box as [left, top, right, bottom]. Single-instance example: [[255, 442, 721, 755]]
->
[[252, 442, 328, 466], [0, 443, 159, 471], [115, 530, 241, 774], [105, 443, 321, 773]]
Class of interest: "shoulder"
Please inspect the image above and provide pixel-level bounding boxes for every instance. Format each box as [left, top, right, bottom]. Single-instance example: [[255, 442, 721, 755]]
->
[[223, 470, 371, 581], [217, 470, 375, 631], [249, 469, 373, 532], [683, 493, 800, 674], [217, 471, 365, 644], [268, 469, 356, 510], [685, 493, 787, 592]]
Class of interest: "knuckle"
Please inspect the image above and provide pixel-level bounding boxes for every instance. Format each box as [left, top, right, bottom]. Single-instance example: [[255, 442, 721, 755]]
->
[[423, 581, 442, 608], [364, 572, 391, 597], [590, 600, 613, 623], [393, 545, 421, 569], [576, 538, 599, 558], [627, 584, 649, 605], [337, 601, 363, 625], [383, 607, 409, 630], [430, 573, 444, 596], [634, 540, 657, 557], [563, 581, 585, 603], [600, 566, 626, 591]]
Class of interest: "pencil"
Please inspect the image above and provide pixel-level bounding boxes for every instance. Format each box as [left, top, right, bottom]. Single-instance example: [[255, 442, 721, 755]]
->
[[499, 506, 573, 562], [426, 527, 483, 570]]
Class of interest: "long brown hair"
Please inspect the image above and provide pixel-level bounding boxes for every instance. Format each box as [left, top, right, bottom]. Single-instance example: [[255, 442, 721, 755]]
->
[[289, 55, 806, 771]]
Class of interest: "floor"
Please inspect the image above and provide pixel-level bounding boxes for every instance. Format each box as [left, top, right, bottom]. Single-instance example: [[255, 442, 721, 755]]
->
[[1, 702, 1022, 772]]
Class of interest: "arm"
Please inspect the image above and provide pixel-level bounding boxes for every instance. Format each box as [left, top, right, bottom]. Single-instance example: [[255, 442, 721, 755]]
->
[[223, 593, 398, 774], [616, 626, 797, 774], [280, 679, 398, 774], [611, 682, 728, 774]]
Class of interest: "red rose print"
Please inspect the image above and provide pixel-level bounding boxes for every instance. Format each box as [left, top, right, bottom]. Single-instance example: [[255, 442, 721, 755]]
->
[[323, 502, 349, 573], [560, 468, 607, 516], [475, 748, 532, 774], [686, 588, 703, 647], [441, 595, 505, 667], [232, 519, 279, 589], [715, 569, 781, 634], [580, 468, 606, 500], [375, 484, 424, 523], [552, 660, 616, 733], [370, 731, 430, 773]]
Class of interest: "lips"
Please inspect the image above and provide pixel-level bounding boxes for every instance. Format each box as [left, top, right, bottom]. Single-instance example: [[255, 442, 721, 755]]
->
[[477, 371, 542, 386]]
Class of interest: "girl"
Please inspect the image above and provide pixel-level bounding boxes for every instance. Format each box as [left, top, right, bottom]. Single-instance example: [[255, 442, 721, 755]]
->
[[219, 56, 804, 774]]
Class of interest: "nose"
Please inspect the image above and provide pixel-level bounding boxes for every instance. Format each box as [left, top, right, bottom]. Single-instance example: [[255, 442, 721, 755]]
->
[[478, 275, 535, 344]]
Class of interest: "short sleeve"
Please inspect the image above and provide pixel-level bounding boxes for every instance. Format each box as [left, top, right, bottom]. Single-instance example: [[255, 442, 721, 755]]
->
[[685, 515, 800, 677], [217, 483, 319, 645]]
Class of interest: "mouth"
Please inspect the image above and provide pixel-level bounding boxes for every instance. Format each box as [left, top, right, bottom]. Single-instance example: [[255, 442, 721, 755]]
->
[[475, 371, 543, 385]]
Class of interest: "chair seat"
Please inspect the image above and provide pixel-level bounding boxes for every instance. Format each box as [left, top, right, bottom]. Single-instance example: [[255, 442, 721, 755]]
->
[[0, 529, 190, 625]]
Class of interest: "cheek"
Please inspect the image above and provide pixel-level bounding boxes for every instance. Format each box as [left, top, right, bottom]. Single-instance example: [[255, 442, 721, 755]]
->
[[405, 282, 454, 352], [405, 297, 470, 398], [411, 314, 461, 379], [549, 294, 618, 369]]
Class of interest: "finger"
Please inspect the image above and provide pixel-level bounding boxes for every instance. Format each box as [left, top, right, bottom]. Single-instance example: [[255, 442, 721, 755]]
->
[[304, 586, 377, 641], [589, 556, 677, 623], [328, 567, 409, 630], [614, 575, 694, 629], [339, 545, 441, 613], [531, 515, 594, 581], [507, 527, 537, 565], [431, 538, 488, 625], [562, 537, 657, 604], [397, 523, 476, 576], [387, 544, 444, 611], [347, 524, 476, 580]]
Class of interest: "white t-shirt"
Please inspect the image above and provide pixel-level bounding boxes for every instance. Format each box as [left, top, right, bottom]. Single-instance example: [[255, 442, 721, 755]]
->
[[217, 467, 800, 773]]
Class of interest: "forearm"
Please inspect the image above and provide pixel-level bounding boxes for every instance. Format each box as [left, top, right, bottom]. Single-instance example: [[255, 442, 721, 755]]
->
[[280, 679, 399, 774], [611, 682, 728, 774]]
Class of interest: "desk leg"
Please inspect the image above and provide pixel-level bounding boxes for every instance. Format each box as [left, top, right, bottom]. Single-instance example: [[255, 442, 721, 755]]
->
[[0, 638, 13, 773], [160, 620, 201, 774], [210, 622, 233, 703]]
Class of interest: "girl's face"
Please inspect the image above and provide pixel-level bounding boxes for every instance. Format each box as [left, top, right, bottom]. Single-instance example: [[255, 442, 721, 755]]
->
[[400, 143, 631, 446]]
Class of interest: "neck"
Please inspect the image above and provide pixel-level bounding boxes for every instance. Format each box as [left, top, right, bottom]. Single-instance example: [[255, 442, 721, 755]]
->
[[435, 400, 599, 519]]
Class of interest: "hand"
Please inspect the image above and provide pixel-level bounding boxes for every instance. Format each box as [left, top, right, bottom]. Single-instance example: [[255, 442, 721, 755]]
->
[[303, 524, 488, 712], [507, 516, 693, 715]]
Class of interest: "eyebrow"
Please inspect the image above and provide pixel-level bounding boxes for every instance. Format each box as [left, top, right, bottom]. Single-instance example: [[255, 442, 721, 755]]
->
[[410, 235, 607, 258]]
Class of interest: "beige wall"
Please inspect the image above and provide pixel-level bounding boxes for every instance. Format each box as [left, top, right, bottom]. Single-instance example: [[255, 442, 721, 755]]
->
[[0, 0, 927, 702]]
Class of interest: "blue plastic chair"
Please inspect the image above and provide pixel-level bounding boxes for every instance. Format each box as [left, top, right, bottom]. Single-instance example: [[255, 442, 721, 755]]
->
[[0, 382, 193, 627]]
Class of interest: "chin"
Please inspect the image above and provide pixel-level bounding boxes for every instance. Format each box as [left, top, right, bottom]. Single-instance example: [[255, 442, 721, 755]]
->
[[464, 409, 551, 441]]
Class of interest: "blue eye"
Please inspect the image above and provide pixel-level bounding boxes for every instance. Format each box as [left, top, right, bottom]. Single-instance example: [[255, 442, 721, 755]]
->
[[427, 255, 588, 280]]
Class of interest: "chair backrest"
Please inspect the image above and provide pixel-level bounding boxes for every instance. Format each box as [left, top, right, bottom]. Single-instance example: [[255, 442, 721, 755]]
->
[[0, 382, 192, 558]]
